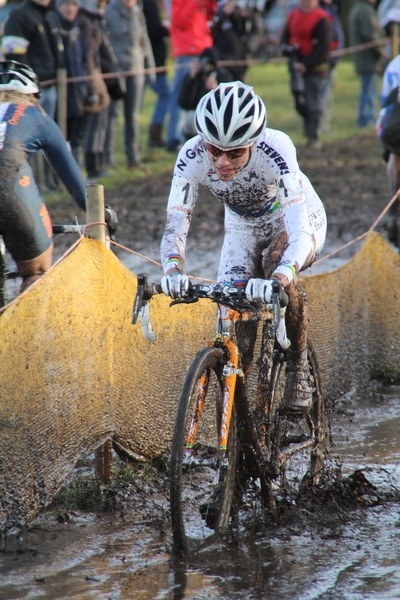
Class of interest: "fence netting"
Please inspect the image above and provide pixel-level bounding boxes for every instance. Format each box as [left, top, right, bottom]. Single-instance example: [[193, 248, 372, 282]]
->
[[0, 232, 399, 531]]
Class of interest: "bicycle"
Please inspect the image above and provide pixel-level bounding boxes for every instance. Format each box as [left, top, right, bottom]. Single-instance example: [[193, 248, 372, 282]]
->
[[0, 206, 118, 308], [132, 273, 325, 555]]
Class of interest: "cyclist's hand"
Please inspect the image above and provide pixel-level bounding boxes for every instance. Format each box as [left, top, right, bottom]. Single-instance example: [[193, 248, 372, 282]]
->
[[245, 278, 274, 304], [161, 273, 190, 299]]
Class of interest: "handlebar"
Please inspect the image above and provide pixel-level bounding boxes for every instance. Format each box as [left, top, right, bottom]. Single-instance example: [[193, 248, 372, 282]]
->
[[132, 274, 288, 325], [132, 274, 290, 350]]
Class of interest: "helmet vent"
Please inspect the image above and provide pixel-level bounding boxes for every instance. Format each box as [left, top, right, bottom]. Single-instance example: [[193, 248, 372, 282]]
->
[[205, 115, 218, 139], [232, 124, 250, 142], [224, 96, 234, 134], [214, 88, 222, 109]]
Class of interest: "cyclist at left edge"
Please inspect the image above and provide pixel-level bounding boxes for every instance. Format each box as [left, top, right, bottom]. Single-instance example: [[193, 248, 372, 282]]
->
[[0, 60, 86, 293]]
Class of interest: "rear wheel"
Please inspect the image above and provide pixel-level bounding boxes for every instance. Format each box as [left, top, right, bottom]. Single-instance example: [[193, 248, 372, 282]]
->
[[170, 346, 237, 555]]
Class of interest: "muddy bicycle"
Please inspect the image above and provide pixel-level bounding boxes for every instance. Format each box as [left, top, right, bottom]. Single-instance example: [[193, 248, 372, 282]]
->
[[132, 273, 325, 555], [0, 207, 118, 309]]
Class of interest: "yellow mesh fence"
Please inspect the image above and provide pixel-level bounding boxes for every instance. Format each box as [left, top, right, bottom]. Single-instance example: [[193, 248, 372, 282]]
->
[[0, 231, 399, 530]]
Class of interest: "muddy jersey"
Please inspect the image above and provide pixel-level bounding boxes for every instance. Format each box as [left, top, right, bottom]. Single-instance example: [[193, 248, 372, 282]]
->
[[0, 101, 86, 261], [161, 129, 327, 283], [0, 102, 86, 209]]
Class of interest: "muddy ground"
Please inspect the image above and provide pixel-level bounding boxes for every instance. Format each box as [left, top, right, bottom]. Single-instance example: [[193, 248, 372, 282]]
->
[[1, 133, 399, 600]]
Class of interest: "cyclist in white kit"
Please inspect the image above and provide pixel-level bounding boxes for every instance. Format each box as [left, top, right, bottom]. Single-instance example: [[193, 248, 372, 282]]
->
[[160, 81, 327, 416]]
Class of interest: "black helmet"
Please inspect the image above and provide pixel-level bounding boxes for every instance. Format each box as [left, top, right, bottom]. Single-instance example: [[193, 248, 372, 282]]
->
[[0, 61, 41, 96]]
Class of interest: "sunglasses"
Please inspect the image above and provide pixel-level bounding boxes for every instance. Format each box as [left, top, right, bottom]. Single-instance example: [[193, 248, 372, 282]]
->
[[205, 143, 248, 160]]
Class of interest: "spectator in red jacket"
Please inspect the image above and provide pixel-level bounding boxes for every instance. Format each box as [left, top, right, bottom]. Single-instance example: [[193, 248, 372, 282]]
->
[[280, 0, 333, 148], [166, 0, 216, 152]]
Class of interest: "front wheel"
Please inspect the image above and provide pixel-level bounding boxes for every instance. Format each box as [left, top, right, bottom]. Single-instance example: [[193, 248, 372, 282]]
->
[[170, 346, 237, 555]]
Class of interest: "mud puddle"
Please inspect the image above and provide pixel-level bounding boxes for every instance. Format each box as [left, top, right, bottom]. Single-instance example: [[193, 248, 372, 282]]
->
[[1, 386, 400, 599]]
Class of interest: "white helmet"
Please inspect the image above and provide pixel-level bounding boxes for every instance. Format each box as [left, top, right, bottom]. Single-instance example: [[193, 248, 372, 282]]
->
[[195, 81, 266, 148], [0, 61, 40, 96]]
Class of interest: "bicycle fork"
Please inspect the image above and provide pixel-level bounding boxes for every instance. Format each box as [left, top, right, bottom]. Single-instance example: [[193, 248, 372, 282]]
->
[[184, 339, 242, 459]]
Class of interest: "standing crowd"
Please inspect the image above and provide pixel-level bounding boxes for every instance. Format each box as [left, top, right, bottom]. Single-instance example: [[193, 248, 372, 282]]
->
[[0, 0, 396, 165], [0, 0, 268, 177]]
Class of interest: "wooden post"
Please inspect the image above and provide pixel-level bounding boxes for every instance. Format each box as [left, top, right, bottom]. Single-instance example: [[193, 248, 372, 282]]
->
[[85, 183, 106, 243], [391, 23, 400, 60], [95, 439, 113, 484], [56, 68, 67, 139], [85, 183, 111, 481]]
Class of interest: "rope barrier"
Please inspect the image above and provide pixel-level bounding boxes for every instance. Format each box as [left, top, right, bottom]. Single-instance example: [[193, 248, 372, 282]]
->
[[314, 189, 400, 265], [40, 37, 390, 88]]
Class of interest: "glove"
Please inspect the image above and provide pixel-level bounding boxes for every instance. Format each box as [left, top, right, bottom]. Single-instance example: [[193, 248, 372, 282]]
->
[[245, 278, 274, 304], [161, 272, 190, 299]]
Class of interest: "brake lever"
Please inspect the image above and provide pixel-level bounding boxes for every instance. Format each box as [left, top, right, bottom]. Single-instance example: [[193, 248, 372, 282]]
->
[[132, 273, 153, 325], [272, 281, 282, 334], [272, 281, 290, 350]]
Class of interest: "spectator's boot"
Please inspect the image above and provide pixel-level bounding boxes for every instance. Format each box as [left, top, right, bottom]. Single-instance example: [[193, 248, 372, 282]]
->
[[148, 124, 165, 148], [304, 120, 322, 150], [85, 152, 100, 178], [280, 349, 313, 416], [16, 245, 53, 293]]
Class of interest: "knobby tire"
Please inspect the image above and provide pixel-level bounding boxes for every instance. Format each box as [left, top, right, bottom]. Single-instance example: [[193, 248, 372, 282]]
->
[[170, 346, 237, 555]]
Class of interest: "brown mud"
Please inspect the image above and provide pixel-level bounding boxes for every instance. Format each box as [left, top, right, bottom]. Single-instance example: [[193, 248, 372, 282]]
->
[[2, 133, 400, 599]]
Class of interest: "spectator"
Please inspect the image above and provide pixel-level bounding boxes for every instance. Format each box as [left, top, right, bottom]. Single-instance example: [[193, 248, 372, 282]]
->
[[319, 0, 345, 134], [280, 0, 333, 149], [1, 0, 63, 120], [377, 0, 400, 59], [376, 52, 400, 242], [76, 0, 113, 178], [56, 0, 92, 168], [143, 0, 170, 148], [1, 0, 64, 189], [212, 0, 255, 81], [178, 46, 234, 139], [104, 0, 155, 171], [348, 0, 386, 128], [166, 0, 216, 152]]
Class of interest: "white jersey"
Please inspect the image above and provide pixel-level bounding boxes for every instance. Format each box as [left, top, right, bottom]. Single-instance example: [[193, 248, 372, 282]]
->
[[161, 129, 327, 284]]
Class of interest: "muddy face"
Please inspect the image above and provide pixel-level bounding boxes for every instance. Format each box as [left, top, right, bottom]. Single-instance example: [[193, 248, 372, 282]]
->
[[206, 147, 251, 181]]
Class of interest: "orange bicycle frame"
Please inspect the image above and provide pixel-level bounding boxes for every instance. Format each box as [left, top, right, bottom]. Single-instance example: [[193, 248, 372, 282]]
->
[[185, 333, 241, 457]]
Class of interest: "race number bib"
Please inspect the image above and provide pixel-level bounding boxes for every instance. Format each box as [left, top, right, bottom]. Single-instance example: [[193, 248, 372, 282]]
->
[[167, 177, 197, 212]]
